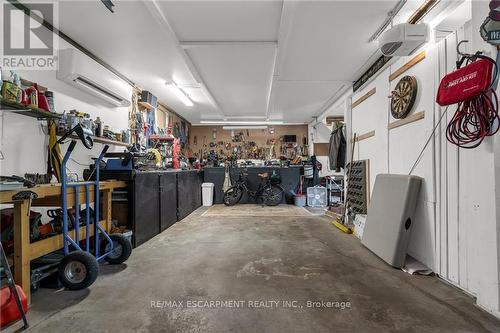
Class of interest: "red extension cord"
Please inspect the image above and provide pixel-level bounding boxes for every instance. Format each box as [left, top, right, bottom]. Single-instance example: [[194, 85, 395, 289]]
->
[[446, 57, 500, 148]]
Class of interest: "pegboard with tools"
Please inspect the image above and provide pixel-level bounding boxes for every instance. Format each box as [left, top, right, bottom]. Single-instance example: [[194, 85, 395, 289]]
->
[[345, 159, 370, 218], [189, 125, 309, 163]]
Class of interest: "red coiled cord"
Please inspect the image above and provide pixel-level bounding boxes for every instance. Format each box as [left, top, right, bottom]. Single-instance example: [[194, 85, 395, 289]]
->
[[446, 57, 500, 148], [446, 89, 499, 148]]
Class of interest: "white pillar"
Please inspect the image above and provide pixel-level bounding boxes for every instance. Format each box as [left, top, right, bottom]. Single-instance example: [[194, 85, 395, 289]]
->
[[470, 0, 500, 317]]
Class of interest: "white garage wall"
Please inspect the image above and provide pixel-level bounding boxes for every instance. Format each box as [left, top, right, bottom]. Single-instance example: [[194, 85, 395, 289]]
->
[[345, 2, 500, 316], [349, 45, 438, 267], [390, 45, 439, 270], [351, 66, 391, 194], [465, 0, 500, 316], [0, 13, 132, 179]]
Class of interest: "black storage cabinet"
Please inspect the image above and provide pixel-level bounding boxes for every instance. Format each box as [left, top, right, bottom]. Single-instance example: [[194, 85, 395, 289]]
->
[[176, 170, 203, 220], [129, 172, 177, 246], [109, 170, 200, 247], [160, 172, 178, 232], [131, 172, 160, 247]]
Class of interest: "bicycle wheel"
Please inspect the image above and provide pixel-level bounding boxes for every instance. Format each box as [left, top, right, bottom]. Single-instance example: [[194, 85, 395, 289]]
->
[[264, 185, 283, 206], [223, 186, 243, 206]]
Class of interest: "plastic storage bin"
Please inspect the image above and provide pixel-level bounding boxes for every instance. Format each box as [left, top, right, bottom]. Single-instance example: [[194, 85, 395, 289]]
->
[[202, 183, 215, 206], [294, 194, 307, 207]]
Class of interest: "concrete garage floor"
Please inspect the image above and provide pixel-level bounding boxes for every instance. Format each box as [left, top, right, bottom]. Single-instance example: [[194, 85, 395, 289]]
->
[[8, 205, 500, 333]]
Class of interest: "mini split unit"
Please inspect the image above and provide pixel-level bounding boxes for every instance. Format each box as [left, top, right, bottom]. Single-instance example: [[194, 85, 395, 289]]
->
[[57, 49, 131, 107], [379, 23, 430, 57]]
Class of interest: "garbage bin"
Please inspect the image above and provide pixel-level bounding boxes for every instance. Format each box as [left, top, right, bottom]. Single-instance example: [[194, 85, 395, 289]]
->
[[202, 183, 215, 206]]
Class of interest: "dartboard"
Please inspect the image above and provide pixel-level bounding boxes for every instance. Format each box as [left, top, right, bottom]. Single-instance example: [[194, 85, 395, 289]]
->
[[391, 75, 417, 119]]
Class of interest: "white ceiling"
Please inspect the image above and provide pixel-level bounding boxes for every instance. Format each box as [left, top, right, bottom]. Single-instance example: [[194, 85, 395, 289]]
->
[[41, 1, 400, 124], [271, 81, 346, 123], [277, 1, 395, 81], [161, 1, 282, 42], [186, 44, 276, 118]]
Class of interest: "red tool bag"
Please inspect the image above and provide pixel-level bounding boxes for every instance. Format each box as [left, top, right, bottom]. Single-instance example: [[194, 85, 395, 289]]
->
[[436, 58, 494, 106], [436, 53, 500, 149]]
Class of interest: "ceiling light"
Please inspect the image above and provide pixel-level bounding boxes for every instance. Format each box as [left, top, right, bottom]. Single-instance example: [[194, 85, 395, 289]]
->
[[166, 81, 194, 107], [223, 126, 268, 130], [225, 115, 267, 120], [199, 120, 284, 125]]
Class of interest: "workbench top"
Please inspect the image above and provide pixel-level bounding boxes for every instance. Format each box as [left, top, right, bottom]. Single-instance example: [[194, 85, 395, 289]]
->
[[0, 180, 126, 203]]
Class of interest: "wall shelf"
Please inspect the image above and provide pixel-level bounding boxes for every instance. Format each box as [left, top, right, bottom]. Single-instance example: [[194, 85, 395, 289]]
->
[[352, 130, 376, 143], [0, 100, 62, 120], [58, 134, 130, 147], [389, 51, 426, 82], [138, 101, 155, 110], [1, 100, 128, 147], [352, 87, 376, 109], [89, 135, 130, 147], [388, 111, 425, 130]]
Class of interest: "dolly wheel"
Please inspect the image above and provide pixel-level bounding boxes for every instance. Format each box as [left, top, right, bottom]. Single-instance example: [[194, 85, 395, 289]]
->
[[58, 251, 99, 290], [103, 234, 132, 264]]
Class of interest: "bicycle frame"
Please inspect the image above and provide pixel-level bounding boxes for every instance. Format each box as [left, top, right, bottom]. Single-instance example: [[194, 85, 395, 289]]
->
[[234, 172, 273, 202]]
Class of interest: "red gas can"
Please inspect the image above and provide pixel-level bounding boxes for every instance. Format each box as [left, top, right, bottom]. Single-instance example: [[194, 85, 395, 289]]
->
[[0, 285, 28, 328]]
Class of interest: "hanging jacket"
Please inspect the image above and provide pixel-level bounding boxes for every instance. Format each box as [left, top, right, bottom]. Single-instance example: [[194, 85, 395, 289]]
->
[[328, 125, 346, 172]]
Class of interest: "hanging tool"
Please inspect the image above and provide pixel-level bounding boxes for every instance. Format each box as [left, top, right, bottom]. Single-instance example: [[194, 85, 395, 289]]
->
[[48, 121, 62, 182], [51, 123, 94, 182], [56, 124, 93, 149]]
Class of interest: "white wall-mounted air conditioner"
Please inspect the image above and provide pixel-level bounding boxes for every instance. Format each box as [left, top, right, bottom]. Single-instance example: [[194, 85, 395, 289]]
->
[[379, 23, 429, 57], [57, 49, 131, 107]]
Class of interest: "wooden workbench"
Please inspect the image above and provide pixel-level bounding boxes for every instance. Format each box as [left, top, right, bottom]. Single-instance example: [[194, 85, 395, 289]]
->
[[0, 180, 126, 302]]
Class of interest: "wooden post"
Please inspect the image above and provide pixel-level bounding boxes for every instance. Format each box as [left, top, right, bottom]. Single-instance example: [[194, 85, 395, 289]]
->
[[103, 189, 112, 232], [13, 200, 31, 303]]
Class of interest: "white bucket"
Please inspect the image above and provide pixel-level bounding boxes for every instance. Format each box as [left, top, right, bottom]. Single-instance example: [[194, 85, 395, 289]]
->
[[294, 195, 307, 207], [202, 183, 215, 206]]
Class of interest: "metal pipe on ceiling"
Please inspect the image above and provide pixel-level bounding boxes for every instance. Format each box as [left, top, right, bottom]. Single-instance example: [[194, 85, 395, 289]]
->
[[7, 0, 192, 124], [408, 0, 440, 24], [368, 0, 408, 42], [5, 0, 136, 87]]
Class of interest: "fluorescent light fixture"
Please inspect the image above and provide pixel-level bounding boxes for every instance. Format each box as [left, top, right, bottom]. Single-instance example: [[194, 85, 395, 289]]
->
[[199, 120, 284, 125], [225, 115, 267, 120], [166, 81, 194, 107], [223, 125, 268, 130]]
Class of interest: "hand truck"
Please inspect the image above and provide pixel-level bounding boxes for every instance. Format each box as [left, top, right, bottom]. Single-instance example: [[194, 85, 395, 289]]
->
[[53, 139, 132, 290]]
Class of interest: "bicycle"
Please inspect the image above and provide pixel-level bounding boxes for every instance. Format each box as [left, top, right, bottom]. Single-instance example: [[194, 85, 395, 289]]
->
[[223, 171, 284, 206]]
